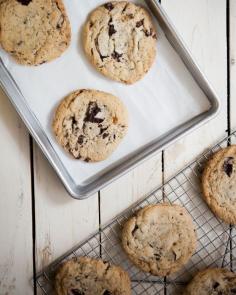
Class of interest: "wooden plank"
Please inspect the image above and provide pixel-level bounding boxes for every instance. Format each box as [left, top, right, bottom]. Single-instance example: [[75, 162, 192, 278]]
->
[[100, 155, 163, 223], [162, 0, 227, 178], [0, 88, 33, 295], [231, 0, 236, 130], [33, 145, 99, 293]]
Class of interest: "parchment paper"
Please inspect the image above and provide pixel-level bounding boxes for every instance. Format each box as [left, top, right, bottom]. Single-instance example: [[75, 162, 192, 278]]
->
[[0, 0, 210, 185]]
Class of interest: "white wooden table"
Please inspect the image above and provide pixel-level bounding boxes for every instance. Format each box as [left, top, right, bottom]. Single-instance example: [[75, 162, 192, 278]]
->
[[0, 0, 235, 294]]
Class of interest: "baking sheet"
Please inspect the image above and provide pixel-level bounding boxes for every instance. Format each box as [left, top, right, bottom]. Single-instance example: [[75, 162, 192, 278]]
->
[[0, 0, 210, 186]]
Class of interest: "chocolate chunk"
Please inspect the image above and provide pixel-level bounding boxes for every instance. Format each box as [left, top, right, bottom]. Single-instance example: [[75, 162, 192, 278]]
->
[[113, 134, 116, 139], [103, 133, 109, 139], [104, 3, 114, 11], [84, 102, 104, 123], [231, 288, 236, 293], [154, 253, 161, 261], [100, 126, 108, 134], [128, 13, 134, 19], [17, 0, 32, 5], [71, 289, 84, 295], [143, 28, 155, 37], [103, 291, 112, 295], [213, 282, 220, 289], [148, 243, 153, 248], [85, 157, 91, 162], [109, 24, 116, 36], [17, 41, 23, 46], [122, 3, 129, 13], [112, 51, 123, 62], [223, 157, 234, 177], [77, 135, 84, 145], [136, 19, 144, 28], [131, 224, 139, 235]]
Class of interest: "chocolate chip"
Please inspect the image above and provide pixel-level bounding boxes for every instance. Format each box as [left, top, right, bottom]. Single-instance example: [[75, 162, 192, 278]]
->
[[136, 19, 144, 28], [112, 51, 123, 62], [213, 282, 220, 289], [231, 288, 236, 293], [223, 157, 234, 177], [77, 135, 84, 145], [103, 133, 109, 139], [148, 243, 153, 248], [100, 126, 108, 134], [154, 253, 161, 261], [70, 289, 84, 295], [143, 28, 155, 37], [85, 157, 91, 162], [84, 102, 104, 124], [17, 0, 32, 5], [109, 24, 116, 36], [122, 3, 129, 13], [103, 291, 112, 295], [104, 3, 114, 11], [17, 41, 23, 46]]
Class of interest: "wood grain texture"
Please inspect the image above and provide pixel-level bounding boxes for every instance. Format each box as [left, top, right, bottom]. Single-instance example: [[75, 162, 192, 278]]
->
[[231, 0, 236, 130], [33, 146, 99, 294], [162, 0, 227, 179], [0, 89, 33, 295], [100, 155, 162, 223]]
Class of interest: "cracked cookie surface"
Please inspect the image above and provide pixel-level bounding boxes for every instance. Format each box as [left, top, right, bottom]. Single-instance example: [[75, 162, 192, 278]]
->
[[55, 257, 131, 295], [53, 89, 128, 162], [202, 145, 236, 224], [83, 1, 157, 84], [122, 203, 197, 276], [0, 0, 71, 65], [183, 268, 236, 295]]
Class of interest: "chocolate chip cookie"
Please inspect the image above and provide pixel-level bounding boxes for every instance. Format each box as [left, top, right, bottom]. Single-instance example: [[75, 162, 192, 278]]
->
[[55, 257, 131, 295], [0, 0, 71, 65], [183, 268, 236, 295], [53, 89, 128, 162], [202, 145, 236, 224], [83, 1, 157, 84], [122, 203, 197, 276]]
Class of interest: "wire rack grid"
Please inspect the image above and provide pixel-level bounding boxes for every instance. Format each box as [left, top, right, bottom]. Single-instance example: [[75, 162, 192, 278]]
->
[[36, 131, 236, 295]]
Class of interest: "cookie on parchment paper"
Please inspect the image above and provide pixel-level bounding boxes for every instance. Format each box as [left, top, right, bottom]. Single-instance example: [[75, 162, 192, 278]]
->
[[53, 89, 128, 162], [202, 145, 236, 224], [0, 0, 71, 65], [55, 257, 131, 295], [83, 1, 157, 84], [183, 268, 236, 295], [122, 203, 197, 276]]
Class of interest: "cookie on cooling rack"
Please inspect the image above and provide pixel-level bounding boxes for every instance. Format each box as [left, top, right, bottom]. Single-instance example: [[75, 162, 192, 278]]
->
[[55, 257, 131, 295], [0, 0, 71, 65], [202, 145, 236, 224], [53, 89, 128, 162], [183, 268, 236, 295], [121, 203, 197, 276], [83, 1, 157, 84]]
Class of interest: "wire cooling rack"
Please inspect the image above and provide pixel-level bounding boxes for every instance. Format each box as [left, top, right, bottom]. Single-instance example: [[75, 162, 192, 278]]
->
[[36, 131, 236, 295]]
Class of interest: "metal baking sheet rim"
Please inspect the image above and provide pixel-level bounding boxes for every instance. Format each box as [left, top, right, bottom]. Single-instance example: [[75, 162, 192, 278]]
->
[[0, 0, 220, 199]]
